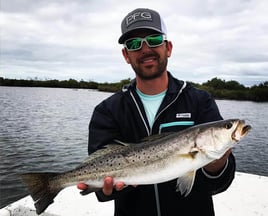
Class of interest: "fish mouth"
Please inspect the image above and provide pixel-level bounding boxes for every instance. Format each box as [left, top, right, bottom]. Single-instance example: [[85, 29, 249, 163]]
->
[[232, 120, 252, 141], [242, 125, 251, 136]]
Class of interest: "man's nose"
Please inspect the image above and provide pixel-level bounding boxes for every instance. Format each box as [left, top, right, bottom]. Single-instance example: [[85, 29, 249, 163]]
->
[[140, 41, 151, 52]]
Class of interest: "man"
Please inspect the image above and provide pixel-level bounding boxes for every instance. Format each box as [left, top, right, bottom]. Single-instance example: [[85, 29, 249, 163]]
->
[[78, 8, 235, 216]]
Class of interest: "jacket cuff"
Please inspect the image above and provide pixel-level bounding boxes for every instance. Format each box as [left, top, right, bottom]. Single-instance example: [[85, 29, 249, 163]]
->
[[95, 186, 134, 202], [201, 158, 229, 179]]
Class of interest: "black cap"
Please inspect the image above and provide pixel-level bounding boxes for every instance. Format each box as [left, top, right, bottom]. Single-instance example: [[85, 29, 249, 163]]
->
[[118, 8, 167, 44]]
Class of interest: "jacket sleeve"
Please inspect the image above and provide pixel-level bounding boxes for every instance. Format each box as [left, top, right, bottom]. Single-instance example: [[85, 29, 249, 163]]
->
[[87, 100, 119, 155], [193, 88, 236, 195], [87, 100, 134, 201], [195, 153, 236, 195], [194, 87, 223, 123]]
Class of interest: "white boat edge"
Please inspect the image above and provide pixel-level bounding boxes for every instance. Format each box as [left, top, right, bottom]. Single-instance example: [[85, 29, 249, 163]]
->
[[0, 172, 267, 216]]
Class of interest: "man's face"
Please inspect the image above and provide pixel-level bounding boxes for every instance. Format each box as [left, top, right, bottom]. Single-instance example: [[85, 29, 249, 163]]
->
[[122, 30, 172, 80]]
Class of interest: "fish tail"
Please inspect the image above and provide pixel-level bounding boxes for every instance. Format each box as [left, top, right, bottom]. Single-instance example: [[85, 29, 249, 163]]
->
[[21, 172, 62, 215]]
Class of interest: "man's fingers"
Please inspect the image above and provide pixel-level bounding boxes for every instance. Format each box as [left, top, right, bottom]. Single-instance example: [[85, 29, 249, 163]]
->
[[115, 181, 125, 191], [77, 182, 88, 190], [78, 177, 126, 196], [102, 177, 126, 195], [103, 176, 114, 195]]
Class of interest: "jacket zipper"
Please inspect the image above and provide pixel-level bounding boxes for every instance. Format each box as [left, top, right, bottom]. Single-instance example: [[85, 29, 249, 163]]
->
[[129, 81, 187, 216], [154, 81, 187, 134], [130, 91, 150, 136], [130, 81, 187, 136]]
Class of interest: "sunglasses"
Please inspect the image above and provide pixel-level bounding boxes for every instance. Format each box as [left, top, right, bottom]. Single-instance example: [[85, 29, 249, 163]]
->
[[124, 34, 167, 51]]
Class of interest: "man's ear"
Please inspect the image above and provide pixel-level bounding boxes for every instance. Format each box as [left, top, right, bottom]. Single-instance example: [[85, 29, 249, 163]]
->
[[166, 41, 173, 57], [122, 48, 130, 64]]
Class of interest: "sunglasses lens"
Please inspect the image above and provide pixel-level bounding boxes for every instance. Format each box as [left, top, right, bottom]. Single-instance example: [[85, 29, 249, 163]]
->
[[147, 35, 164, 47], [124, 34, 165, 51], [125, 38, 142, 50]]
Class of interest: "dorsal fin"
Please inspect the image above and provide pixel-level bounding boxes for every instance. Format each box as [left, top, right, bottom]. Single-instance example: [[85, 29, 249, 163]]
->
[[113, 139, 129, 146], [140, 132, 174, 143], [79, 141, 129, 165]]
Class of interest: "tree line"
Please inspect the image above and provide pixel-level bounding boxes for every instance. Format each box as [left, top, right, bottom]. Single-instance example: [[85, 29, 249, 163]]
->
[[0, 77, 267, 102], [192, 78, 268, 102]]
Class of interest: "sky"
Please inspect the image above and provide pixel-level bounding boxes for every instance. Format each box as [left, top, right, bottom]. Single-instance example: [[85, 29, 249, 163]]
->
[[1, 0, 268, 86]]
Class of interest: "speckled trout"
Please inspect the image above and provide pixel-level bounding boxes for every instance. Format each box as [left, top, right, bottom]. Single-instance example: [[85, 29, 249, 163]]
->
[[21, 119, 251, 214]]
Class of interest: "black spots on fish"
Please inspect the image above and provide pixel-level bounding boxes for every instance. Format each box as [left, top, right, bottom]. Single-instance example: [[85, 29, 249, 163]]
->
[[128, 149, 157, 164], [104, 154, 121, 164], [97, 154, 124, 170], [77, 170, 88, 176]]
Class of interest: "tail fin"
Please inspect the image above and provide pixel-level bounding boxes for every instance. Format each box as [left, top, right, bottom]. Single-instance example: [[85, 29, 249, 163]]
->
[[21, 172, 62, 215]]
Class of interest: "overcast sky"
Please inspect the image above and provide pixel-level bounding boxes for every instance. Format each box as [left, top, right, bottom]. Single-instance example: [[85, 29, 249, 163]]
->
[[1, 0, 267, 86]]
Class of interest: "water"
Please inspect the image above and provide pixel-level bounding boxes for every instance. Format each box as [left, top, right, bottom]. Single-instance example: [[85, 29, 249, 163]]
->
[[0, 87, 267, 208], [215, 99, 268, 177]]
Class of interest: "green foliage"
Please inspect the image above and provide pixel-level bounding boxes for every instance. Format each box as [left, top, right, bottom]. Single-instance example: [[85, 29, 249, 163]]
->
[[0, 77, 99, 89], [203, 78, 245, 90], [199, 78, 268, 102], [98, 78, 131, 92], [0, 77, 267, 102]]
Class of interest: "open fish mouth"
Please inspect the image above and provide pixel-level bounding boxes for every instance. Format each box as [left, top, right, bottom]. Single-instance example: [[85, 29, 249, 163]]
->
[[232, 120, 252, 141], [242, 125, 251, 136]]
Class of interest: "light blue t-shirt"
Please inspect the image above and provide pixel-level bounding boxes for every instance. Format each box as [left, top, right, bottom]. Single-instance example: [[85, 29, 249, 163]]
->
[[136, 88, 167, 129]]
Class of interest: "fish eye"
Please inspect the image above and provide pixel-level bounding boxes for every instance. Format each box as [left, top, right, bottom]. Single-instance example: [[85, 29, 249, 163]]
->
[[225, 122, 233, 129]]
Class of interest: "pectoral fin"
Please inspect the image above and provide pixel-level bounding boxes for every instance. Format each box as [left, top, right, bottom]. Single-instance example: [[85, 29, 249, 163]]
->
[[176, 171, 196, 196], [177, 150, 199, 159]]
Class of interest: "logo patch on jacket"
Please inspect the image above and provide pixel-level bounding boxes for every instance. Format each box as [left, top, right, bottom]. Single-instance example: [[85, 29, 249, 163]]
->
[[176, 113, 191, 118]]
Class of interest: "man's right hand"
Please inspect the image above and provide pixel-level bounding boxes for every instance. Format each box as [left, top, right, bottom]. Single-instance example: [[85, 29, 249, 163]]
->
[[77, 176, 125, 196]]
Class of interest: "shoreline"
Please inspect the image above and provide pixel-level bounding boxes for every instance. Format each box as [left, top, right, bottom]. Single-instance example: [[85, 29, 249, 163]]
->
[[0, 172, 267, 216]]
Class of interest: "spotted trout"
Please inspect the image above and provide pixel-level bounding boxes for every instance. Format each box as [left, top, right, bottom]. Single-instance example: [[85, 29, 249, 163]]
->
[[21, 119, 251, 214]]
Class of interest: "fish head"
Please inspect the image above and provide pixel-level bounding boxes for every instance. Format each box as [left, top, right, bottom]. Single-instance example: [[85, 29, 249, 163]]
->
[[195, 119, 251, 159]]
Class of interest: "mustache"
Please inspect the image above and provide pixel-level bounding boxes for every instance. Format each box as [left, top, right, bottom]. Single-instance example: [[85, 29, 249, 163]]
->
[[137, 52, 160, 63]]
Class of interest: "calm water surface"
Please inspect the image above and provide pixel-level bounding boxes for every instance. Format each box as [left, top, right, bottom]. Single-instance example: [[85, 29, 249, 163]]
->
[[0, 86, 267, 208]]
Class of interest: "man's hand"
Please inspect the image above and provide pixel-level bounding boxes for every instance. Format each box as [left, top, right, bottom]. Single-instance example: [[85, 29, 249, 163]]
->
[[77, 176, 125, 196], [204, 149, 232, 175]]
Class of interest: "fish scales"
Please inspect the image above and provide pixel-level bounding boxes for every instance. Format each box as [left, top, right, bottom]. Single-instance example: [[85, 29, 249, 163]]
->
[[21, 119, 251, 215]]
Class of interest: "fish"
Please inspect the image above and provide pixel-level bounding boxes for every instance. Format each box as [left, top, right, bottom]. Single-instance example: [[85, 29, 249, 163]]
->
[[21, 119, 251, 215]]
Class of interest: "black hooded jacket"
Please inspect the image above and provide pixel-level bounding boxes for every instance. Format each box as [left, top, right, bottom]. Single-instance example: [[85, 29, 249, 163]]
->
[[87, 73, 235, 216]]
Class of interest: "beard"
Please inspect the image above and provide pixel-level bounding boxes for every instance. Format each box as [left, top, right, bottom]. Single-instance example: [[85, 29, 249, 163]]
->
[[130, 51, 168, 81]]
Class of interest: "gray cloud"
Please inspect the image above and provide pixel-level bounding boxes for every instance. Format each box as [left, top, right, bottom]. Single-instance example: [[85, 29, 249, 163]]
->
[[0, 0, 267, 85]]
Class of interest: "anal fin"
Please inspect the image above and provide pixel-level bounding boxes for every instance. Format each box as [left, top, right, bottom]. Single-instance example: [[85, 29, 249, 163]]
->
[[176, 171, 196, 196]]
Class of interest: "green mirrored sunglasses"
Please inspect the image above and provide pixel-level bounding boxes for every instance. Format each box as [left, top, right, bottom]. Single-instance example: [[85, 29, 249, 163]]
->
[[124, 34, 167, 51]]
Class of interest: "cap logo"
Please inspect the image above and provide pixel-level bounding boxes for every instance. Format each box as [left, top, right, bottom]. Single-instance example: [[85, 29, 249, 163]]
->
[[126, 11, 152, 26]]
